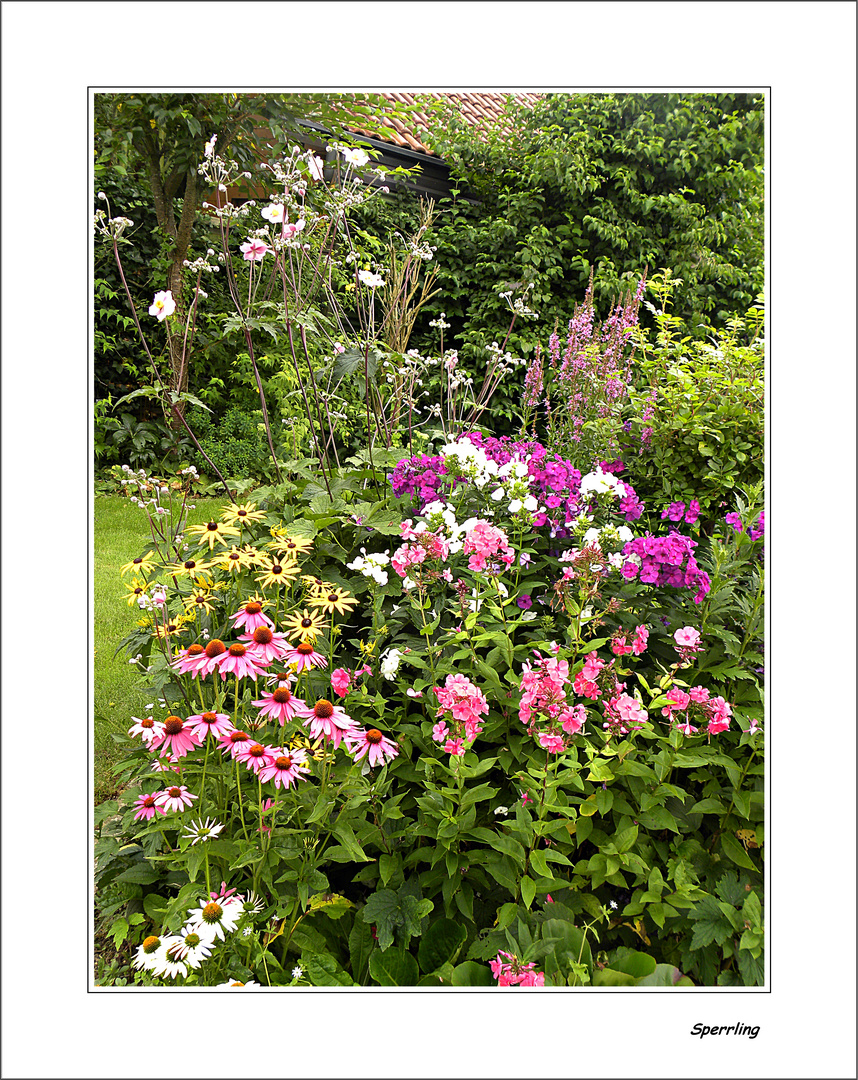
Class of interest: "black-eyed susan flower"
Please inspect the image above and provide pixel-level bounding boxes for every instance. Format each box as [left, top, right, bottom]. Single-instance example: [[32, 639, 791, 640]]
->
[[212, 545, 258, 575], [165, 555, 213, 579], [186, 520, 241, 550], [120, 552, 159, 577], [221, 502, 267, 528], [281, 607, 328, 643], [152, 614, 192, 639], [123, 579, 149, 607], [182, 590, 219, 617], [256, 558, 300, 591], [268, 533, 314, 559], [308, 586, 359, 616]]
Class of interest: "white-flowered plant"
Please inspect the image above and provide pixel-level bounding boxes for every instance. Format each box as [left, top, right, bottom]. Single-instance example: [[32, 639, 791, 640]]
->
[[347, 548, 391, 586]]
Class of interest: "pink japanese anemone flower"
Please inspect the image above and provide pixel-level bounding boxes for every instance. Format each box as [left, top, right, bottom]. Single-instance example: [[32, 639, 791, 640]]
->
[[251, 686, 304, 726], [241, 625, 290, 664], [214, 642, 266, 680], [186, 711, 234, 742], [345, 727, 399, 767], [295, 698, 355, 749], [257, 747, 311, 789], [230, 601, 274, 632], [151, 715, 201, 759], [283, 640, 328, 673]]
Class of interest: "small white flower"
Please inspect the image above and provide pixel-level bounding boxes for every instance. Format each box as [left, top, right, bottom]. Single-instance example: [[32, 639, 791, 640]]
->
[[292, 965, 304, 979], [609, 900, 618, 910], [357, 269, 385, 288], [261, 203, 286, 223], [342, 147, 369, 168], [204, 134, 218, 158], [493, 806, 510, 817], [380, 647, 404, 680], [148, 290, 176, 322]]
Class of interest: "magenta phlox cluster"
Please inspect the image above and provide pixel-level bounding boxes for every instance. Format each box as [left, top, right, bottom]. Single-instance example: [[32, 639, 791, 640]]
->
[[602, 692, 649, 735], [462, 519, 514, 573], [432, 674, 489, 753], [490, 950, 545, 987], [661, 499, 700, 525], [726, 509, 764, 541], [621, 533, 711, 603], [661, 685, 733, 737], [388, 453, 456, 506]]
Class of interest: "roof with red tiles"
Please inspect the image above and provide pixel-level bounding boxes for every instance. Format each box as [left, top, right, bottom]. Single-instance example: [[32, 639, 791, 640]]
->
[[350, 92, 542, 156]]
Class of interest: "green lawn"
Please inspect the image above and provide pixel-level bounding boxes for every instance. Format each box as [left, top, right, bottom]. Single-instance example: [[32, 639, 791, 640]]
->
[[93, 494, 217, 801]]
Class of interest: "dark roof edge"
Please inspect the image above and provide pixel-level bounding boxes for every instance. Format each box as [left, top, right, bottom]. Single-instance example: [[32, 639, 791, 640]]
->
[[297, 119, 449, 171]]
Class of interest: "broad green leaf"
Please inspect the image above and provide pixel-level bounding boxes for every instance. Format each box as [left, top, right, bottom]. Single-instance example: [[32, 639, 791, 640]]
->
[[451, 960, 494, 986], [721, 832, 758, 872], [520, 875, 536, 909], [418, 918, 468, 975], [349, 918, 375, 986], [306, 952, 356, 986], [368, 947, 419, 986]]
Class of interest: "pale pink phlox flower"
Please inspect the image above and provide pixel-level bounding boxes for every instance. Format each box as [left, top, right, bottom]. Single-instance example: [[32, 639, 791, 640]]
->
[[345, 727, 399, 767], [632, 625, 649, 655], [432, 720, 450, 743], [463, 520, 514, 574], [538, 731, 566, 754], [559, 705, 586, 735], [330, 667, 352, 697], [154, 784, 198, 813], [443, 738, 465, 756], [705, 696, 732, 735], [674, 626, 702, 651]]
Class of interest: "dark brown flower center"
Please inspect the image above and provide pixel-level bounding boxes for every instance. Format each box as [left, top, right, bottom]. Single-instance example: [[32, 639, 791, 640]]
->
[[296, 642, 314, 655], [141, 717, 154, 729], [207, 522, 218, 531], [366, 729, 384, 744], [272, 564, 283, 574], [314, 700, 334, 719], [166, 623, 177, 633], [238, 509, 248, 517], [142, 795, 156, 807], [229, 731, 249, 744], [301, 618, 313, 628], [228, 552, 240, 561], [133, 557, 143, 565], [253, 627, 273, 644], [134, 587, 143, 595], [229, 643, 247, 657], [272, 688, 292, 703], [184, 560, 197, 569], [164, 716, 183, 735], [328, 592, 339, 602], [205, 639, 226, 658], [249, 743, 266, 757], [167, 786, 182, 798], [275, 755, 293, 769], [201, 712, 218, 724], [246, 602, 262, 615], [187, 644, 205, 656]]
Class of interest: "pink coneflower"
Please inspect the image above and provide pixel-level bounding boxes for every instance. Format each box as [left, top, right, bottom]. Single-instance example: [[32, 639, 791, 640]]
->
[[235, 741, 277, 774], [215, 643, 266, 680], [218, 729, 253, 759], [258, 747, 310, 789], [198, 638, 228, 677], [154, 784, 198, 813], [172, 642, 209, 676], [230, 600, 275, 632], [251, 686, 304, 725], [295, 698, 355, 748], [283, 640, 327, 673], [346, 727, 399, 767], [186, 711, 234, 742], [151, 715, 201, 759], [128, 715, 164, 745], [241, 625, 290, 664], [132, 792, 167, 822], [150, 757, 181, 774]]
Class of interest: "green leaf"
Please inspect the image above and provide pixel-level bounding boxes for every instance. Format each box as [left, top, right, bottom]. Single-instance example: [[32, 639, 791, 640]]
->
[[368, 947, 419, 986], [451, 960, 494, 986], [361, 889, 400, 951], [114, 862, 160, 885], [610, 948, 657, 979], [688, 894, 735, 950], [331, 818, 371, 862], [721, 832, 759, 872], [520, 875, 536, 909], [306, 952, 356, 986], [636, 964, 694, 987], [418, 918, 468, 975], [348, 919, 375, 986]]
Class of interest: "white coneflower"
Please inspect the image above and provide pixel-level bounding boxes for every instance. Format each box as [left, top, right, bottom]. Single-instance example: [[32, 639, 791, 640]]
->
[[185, 897, 244, 942], [133, 934, 163, 971], [182, 817, 225, 846], [149, 937, 188, 980], [172, 926, 217, 969]]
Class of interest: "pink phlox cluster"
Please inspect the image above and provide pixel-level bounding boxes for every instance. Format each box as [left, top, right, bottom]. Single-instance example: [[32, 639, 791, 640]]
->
[[462, 520, 514, 574], [519, 652, 571, 724], [611, 624, 649, 658], [391, 521, 450, 581], [490, 951, 545, 987], [662, 499, 700, 525], [661, 685, 732, 736], [573, 652, 606, 700], [621, 533, 711, 603], [432, 674, 489, 752], [602, 692, 649, 735]]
